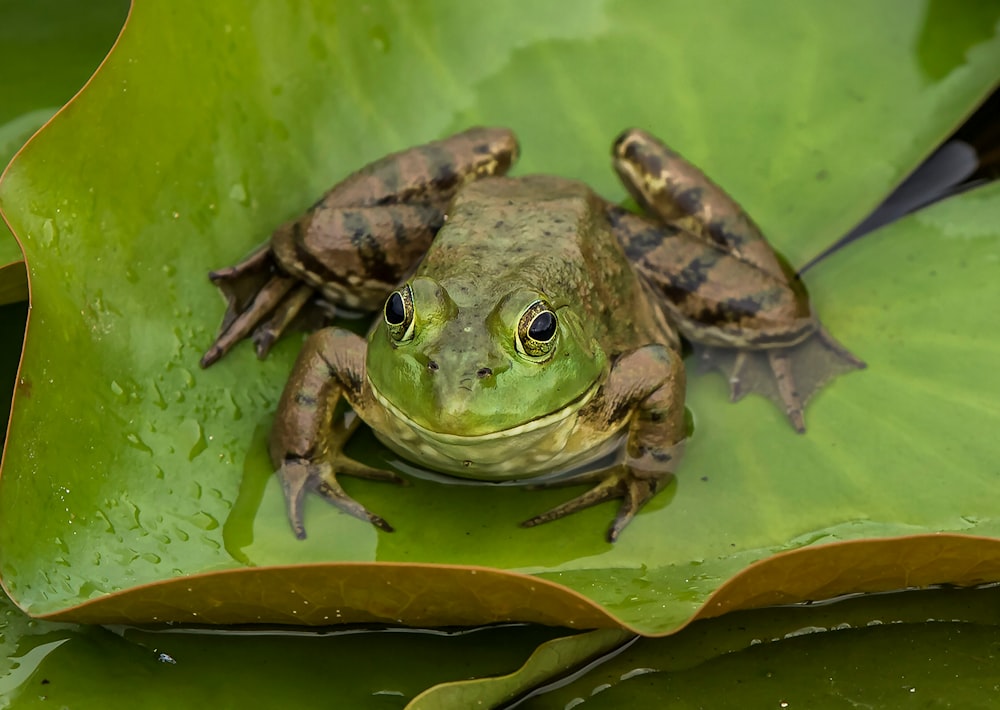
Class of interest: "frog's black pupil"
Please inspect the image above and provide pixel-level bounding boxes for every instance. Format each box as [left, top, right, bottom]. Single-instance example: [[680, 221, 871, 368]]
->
[[385, 292, 406, 325], [528, 311, 556, 341]]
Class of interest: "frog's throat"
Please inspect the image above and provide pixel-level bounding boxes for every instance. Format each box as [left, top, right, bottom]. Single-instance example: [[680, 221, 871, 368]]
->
[[368, 380, 600, 446]]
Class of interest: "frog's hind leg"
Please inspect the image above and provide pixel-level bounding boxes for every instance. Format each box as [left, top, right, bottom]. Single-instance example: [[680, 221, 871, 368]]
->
[[202, 127, 520, 367], [611, 129, 864, 431], [613, 128, 787, 280]]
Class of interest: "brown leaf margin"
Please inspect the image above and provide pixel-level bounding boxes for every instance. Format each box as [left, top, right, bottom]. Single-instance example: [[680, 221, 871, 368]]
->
[[34, 533, 1000, 635]]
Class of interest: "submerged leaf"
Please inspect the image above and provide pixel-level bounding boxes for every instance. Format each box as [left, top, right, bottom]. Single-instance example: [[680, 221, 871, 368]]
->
[[0, 0, 128, 301], [0, 0, 999, 636], [408, 629, 633, 709], [0, 584, 567, 709]]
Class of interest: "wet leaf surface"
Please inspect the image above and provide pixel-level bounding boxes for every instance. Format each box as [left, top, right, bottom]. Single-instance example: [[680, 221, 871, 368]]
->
[[0, 0, 999, 639]]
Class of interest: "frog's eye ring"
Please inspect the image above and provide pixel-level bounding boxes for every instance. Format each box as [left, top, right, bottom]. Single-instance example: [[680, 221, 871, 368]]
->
[[384, 284, 415, 342], [516, 300, 558, 359]]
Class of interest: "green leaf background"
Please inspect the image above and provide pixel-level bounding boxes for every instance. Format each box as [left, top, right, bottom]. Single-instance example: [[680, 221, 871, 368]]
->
[[2, 0, 1000, 706]]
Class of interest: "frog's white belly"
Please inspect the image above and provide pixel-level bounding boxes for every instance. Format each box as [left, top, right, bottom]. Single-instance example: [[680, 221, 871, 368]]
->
[[368, 382, 617, 480]]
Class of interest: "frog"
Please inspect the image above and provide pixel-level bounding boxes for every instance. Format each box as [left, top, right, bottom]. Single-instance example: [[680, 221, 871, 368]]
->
[[200, 127, 864, 542]]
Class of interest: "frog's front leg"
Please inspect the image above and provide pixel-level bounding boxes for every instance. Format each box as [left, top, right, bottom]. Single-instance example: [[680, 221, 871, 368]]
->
[[522, 344, 686, 542], [270, 327, 403, 538], [201, 127, 519, 367], [611, 129, 864, 432]]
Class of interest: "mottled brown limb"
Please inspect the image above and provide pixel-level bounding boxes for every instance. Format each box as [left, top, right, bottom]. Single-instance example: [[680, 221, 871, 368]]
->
[[270, 203, 445, 310], [607, 206, 812, 349], [269, 328, 402, 538], [315, 126, 519, 210], [613, 128, 786, 282]]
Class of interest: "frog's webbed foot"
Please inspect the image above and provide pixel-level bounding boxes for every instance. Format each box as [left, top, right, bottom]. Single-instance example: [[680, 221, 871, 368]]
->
[[521, 461, 677, 543], [279, 456, 405, 539], [696, 325, 865, 432], [200, 246, 331, 368]]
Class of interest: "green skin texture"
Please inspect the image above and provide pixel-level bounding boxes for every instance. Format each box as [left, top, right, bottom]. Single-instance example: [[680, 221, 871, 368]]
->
[[367, 175, 661, 438], [206, 127, 858, 540]]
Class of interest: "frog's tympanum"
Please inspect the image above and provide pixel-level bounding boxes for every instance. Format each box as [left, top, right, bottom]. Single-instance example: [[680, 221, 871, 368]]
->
[[201, 128, 863, 541]]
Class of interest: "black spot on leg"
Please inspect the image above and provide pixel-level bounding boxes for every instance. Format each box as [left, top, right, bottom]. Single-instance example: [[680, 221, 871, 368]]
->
[[724, 295, 764, 318], [339, 211, 400, 285], [423, 144, 460, 193], [639, 150, 663, 178], [667, 254, 720, 294], [294, 392, 318, 407], [343, 210, 370, 243], [675, 187, 705, 217]]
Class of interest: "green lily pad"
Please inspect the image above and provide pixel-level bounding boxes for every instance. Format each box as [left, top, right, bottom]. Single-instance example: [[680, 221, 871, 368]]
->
[[0, 0, 999, 636], [0, 0, 129, 302]]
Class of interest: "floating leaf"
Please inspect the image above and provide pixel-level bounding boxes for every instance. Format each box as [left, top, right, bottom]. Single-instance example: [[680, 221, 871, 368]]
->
[[0, 0, 998, 637]]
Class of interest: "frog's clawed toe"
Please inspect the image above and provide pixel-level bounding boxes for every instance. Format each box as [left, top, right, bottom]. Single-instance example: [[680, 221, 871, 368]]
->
[[521, 466, 669, 542], [201, 247, 325, 367], [278, 457, 399, 538]]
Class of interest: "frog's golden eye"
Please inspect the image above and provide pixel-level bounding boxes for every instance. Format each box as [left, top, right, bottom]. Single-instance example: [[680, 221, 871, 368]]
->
[[384, 284, 415, 342], [516, 300, 558, 359]]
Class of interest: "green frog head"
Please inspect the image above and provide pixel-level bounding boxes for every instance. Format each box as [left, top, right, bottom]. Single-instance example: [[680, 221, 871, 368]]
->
[[366, 275, 608, 437]]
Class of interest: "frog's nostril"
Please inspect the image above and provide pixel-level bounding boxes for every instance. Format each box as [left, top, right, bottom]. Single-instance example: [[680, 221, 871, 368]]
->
[[476, 367, 492, 379], [428, 360, 439, 372]]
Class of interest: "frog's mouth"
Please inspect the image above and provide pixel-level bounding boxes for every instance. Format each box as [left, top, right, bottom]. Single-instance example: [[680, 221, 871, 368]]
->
[[369, 380, 599, 446]]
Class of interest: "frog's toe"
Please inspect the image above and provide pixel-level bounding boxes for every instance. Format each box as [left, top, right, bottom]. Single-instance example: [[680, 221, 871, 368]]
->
[[335, 457, 407, 485], [313, 473, 395, 532], [201, 272, 298, 367], [767, 350, 806, 433], [522, 466, 667, 542], [520, 474, 621, 529], [202, 243, 335, 367], [252, 283, 317, 359], [277, 457, 397, 538], [278, 459, 312, 539]]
